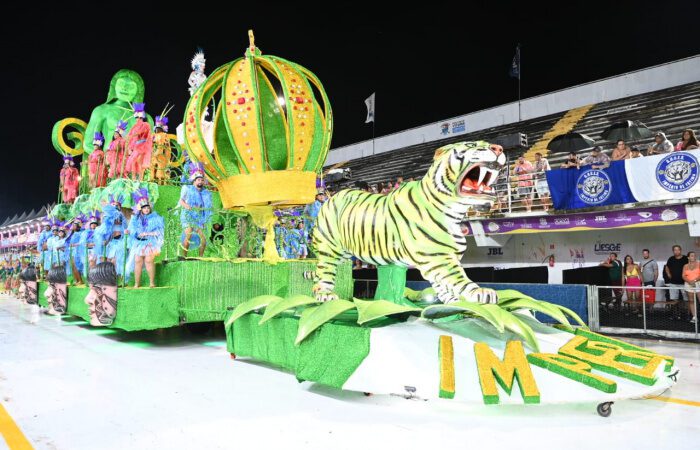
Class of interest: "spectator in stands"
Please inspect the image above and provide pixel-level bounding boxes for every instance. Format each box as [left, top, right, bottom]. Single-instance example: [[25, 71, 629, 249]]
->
[[381, 182, 391, 194], [640, 249, 658, 287], [630, 146, 643, 158], [665, 245, 689, 309], [675, 129, 699, 151], [600, 252, 623, 310], [623, 255, 642, 304], [352, 258, 362, 270], [682, 251, 699, 323], [394, 176, 404, 190], [514, 155, 534, 212], [611, 140, 631, 160], [581, 146, 611, 170], [533, 152, 551, 211], [648, 132, 674, 155], [560, 152, 580, 169]]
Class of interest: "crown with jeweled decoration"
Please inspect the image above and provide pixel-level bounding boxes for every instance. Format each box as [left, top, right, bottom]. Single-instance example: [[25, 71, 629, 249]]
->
[[183, 30, 333, 209]]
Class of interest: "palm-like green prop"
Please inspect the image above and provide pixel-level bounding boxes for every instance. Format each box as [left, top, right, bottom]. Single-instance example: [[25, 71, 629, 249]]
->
[[227, 289, 588, 351]]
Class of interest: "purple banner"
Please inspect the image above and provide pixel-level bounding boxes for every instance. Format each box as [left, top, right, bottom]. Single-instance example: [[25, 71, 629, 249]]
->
[[474, 205, 687, 235]]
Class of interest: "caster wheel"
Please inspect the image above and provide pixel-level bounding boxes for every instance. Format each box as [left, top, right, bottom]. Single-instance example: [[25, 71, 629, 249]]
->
[[230, 353, 236, 360], [597, 402, 613, 417]]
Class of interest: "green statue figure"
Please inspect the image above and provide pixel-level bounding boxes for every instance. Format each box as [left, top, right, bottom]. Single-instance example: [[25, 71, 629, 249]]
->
[[83, 69, 153, 154]]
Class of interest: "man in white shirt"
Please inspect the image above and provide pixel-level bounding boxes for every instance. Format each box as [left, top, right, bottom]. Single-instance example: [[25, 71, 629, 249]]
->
[[533, 152, 551, 211]]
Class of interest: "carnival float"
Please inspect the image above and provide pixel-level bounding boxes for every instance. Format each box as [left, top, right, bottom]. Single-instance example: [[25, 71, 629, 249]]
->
[[12, 31, 678, 416]]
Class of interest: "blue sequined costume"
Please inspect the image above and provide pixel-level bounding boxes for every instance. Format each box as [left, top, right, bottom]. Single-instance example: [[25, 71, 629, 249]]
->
[[179, 184, 213, 230], [96, 205, 128, 276], [64, 229, 84, 274], [37, 230, 53, 271], [126, 211, 165, 275]]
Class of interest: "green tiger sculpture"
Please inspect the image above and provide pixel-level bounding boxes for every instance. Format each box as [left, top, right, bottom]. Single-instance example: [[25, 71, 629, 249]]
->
[[312, 141, 506, 304]]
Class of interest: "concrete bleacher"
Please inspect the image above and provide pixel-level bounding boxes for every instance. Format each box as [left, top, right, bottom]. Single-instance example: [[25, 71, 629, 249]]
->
[[329, 81, 700, 189]]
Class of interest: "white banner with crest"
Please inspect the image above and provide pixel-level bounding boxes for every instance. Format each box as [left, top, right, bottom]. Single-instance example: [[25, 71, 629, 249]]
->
[[625, 149, 700, 202]]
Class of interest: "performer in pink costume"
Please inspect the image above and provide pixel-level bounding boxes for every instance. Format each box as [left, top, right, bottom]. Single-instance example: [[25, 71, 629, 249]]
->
[[125, 103, 152, 181], [88, 132, 108, 188], [59, 155, 80, 204], [106, 120, 128, 179]]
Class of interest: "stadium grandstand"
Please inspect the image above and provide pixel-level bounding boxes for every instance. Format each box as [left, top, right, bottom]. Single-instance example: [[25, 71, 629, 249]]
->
[[325, 56, 700, 216]]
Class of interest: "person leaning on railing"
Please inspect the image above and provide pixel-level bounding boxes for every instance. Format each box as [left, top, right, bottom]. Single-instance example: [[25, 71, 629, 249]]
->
[[675, 129, 700, 151], [665, 245, 689, 315], [682, 251, 699, 324], [513, 155, 534, 212], [611, 140, 631, 160], [560, 152, 580, 169], [640, 249, 658, 288], [647, 132, 674, 155], [580, 146, 610, 170], [533, 152, 551, 211]]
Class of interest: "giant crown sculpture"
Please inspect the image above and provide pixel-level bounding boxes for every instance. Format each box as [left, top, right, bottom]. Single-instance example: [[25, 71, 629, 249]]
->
[[183, 30, 333, 209]]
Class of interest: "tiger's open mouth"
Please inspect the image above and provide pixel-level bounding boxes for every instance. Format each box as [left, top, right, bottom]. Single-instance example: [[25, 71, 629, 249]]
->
[[458, 164, 499, 197]]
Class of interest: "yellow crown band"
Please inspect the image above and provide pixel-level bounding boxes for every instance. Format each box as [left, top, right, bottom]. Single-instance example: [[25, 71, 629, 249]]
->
[[216, 170, 317, 209]]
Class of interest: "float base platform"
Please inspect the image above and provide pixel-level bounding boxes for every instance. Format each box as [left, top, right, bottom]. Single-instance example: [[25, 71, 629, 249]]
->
[[36, 260, 352, 330]]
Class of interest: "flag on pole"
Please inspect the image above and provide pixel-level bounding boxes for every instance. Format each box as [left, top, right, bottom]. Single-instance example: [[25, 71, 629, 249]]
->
[[509, 45, 520, 79], [365, 93, 375, 123]]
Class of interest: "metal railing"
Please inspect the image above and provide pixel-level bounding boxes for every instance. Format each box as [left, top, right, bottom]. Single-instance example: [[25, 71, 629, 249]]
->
[[592, 285, 699, 339]]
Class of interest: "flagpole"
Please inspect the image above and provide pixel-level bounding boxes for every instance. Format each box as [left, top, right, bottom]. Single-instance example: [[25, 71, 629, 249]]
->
[[518, 43, 521, 122], [372, 119, 375, 155]]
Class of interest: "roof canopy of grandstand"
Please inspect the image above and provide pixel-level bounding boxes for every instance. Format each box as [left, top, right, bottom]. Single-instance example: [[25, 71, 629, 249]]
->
[[326, 56, 700, 188]]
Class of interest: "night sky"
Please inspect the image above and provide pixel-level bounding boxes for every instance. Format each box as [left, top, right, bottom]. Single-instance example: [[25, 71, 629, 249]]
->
[[1, 2, 698, 221]]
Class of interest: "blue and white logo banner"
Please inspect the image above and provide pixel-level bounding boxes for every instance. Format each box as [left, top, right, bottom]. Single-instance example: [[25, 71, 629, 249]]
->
[[626, 150, 700, 202], [547, 160, 636, 210]]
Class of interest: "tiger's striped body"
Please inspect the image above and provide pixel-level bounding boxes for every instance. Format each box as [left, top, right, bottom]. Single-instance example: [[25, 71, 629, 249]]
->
[[313, 141, 505, 304]]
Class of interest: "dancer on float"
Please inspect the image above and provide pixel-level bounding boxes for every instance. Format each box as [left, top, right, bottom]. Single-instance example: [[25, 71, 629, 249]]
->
[[303, 189, 326, 239], [126, 189, 164, 288], [179, 162, 212, 258], [59, 155, 80, 204], [65, 215, 86, 284], [96, 195, 128, 279], [80, 211, 102, 272], [49, 222, 68, 270], [36, 217, 52, 278], [106, 121, 128, 179], [88, 132, 108, 188], [125, 103, 152, 181], [151, 112, 173, 184]]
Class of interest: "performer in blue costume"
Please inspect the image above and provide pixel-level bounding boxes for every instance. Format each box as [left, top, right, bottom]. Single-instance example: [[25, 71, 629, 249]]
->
[[97, 195, 128, 277], [296, 221, 308, 259], [65, 215, 85, 284], [127, 189, 164, 288], [81, 212, 102, 274], [36, 218, 53, 277], [49, 223, 68, 270], [42, 219, 60, 272], [303, 191, 326, 237], [179, 163, 212, 258]]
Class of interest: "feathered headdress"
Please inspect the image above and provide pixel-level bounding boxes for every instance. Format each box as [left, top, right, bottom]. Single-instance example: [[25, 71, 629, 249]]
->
[[108, 194, 124, 206], [189, 161, 206, 182], [155, 116, 169, 131], [155, 103, 174, 132], [115, 120, 128, 135], [133, 102, 146, 119], [191, 50, 206, 70], [88, 211, 101, 225], [93, 132, 105, 146], [74, 213, 87, 225], [132, 188, 151, 210]]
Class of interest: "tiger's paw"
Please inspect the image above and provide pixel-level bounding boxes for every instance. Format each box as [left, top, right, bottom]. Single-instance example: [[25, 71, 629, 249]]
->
[[313, 284, 338, 303], [465, 288, 498, 304]]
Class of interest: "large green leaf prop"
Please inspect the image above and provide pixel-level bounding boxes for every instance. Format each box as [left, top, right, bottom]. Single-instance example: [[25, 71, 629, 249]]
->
[[295, 299, 356, 345]]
